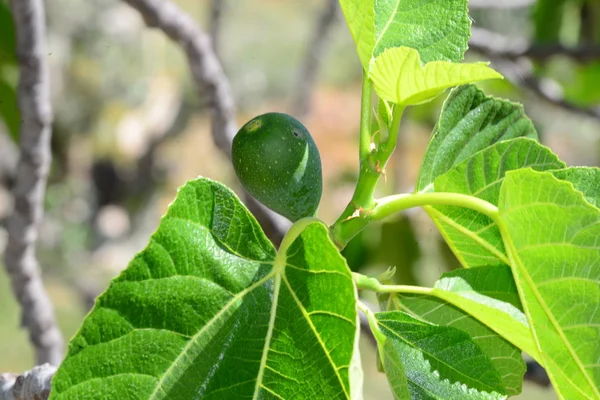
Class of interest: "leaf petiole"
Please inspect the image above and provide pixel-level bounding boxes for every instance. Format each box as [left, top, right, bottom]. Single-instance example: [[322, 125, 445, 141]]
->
[[353, 272, 432, 295]]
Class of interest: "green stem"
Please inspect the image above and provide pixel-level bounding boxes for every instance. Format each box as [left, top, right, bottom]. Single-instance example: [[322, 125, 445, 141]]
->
[[357, 300, 387, 344], [333, 192, 500, 249], [353, 272, 432, 295], [330, 96, 407, 249], [359, 72, 373, 162], [376, 105, 404, 164]]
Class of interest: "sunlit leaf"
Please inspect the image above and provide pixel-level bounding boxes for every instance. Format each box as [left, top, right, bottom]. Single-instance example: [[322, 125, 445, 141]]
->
[[499, 169, 600, 400], [338, 0, 375, 70], [51, 178, 359, 399], [339, 0, 471, 71], [369, 47, 502, 106]]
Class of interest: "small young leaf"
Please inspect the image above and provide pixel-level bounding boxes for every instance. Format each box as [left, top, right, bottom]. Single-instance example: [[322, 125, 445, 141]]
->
[[499, 169, 600, 400], [369, 47, 502, 106], [375, 311, 507, 399], [429, 138, 565, 268], [416, 85, 538, 193], [51, 178, 359, 399]]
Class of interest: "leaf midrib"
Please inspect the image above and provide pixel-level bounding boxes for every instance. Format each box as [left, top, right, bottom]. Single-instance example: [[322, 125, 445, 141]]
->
[[148, 270, 276, 399]]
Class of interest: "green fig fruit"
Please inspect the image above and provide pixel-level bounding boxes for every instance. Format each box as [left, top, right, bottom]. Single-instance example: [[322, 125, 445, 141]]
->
[[232, 112, 323, 222]]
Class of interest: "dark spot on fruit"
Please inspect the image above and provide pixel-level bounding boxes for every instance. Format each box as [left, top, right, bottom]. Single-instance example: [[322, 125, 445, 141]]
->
[[293, 130, 300, 138]]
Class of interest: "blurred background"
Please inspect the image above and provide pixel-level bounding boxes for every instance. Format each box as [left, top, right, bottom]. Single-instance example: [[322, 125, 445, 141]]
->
[[1, 0, 599, 398]]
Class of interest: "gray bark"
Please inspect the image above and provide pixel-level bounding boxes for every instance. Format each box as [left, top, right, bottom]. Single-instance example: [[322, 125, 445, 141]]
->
[[293, 0, 339, 118], [4, 0, 64, 366]]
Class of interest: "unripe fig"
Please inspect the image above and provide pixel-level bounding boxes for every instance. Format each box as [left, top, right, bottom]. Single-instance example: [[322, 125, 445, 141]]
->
[[232, 112, 323, 222]]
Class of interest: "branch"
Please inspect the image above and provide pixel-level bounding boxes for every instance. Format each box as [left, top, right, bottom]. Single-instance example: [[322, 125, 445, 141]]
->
[[4, 0, 64, 365], [292, 0, 339, 117], [470, 27, 600, 63], [0, 364, 55, 400], [121, 0, 289, 244], [209, 0, 225, 58], [469, 28, 600, 121]]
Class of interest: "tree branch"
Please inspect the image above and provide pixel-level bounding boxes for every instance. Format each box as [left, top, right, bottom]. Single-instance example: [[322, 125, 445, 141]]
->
[[4, 0, 64, 366], [0, 364, 55, 400], [470, 27, 600, 63], [209, 0, 225, 59], [121, 0, 289, 244], [293, 0, 339, 117], [469, 28, 600, 121]]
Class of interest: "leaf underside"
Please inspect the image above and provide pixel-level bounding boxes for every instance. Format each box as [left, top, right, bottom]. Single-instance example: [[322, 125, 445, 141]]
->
[[499, 169, 600, 400]]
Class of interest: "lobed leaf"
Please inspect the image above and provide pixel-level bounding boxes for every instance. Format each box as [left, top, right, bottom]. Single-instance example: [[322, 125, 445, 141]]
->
[[51, 178, 359, 400], [499, 169, 600, 399], [369, 47, 502, 106]]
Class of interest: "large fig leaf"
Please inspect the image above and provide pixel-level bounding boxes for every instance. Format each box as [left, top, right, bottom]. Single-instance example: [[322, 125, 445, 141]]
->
[[499, 169, 600, 399], [51, 178, 359, 399]]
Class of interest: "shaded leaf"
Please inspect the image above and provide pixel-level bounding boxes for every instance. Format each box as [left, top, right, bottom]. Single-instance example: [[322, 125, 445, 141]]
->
[[0, 79, 19, 141], [370, 47, 502, 106], [381, 266, 529, 396], [0, 2, 16, 66], [416, 85, 538, 193], [375, 311, 507, 399], [499, 169, 600, 399], [51, 178, 359, 399]]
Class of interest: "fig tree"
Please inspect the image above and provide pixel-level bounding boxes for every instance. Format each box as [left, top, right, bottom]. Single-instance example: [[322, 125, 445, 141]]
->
[[232, 112, 323, 222]]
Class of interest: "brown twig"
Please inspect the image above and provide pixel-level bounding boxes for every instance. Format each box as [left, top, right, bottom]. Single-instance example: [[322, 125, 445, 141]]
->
[[293, 0, 339, 117], [121, 0, 288, 244], [3, 0, 64, 366]]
